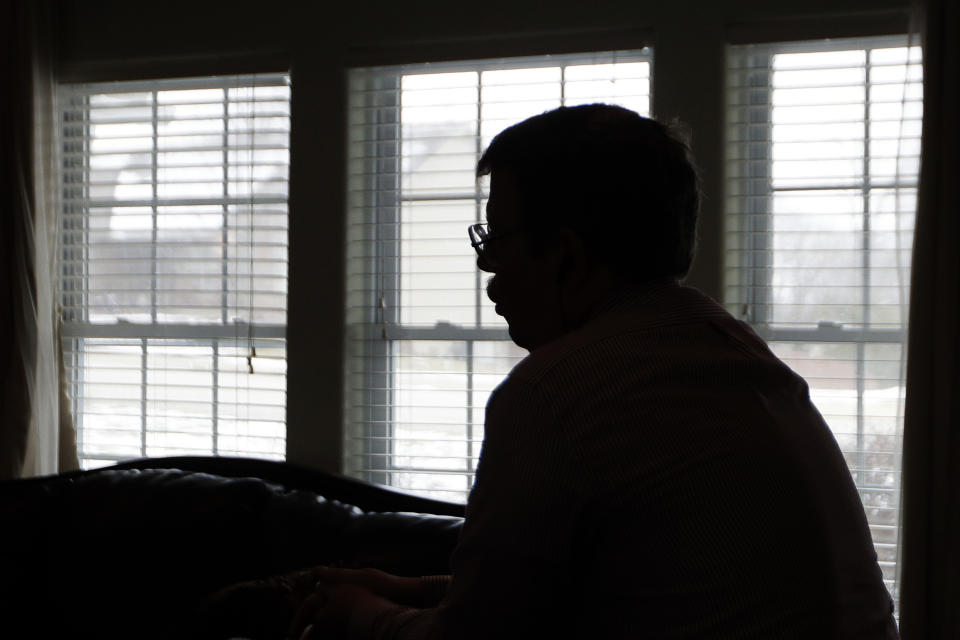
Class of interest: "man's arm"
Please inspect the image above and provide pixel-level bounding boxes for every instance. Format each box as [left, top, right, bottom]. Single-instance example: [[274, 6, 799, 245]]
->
[[295, 378, 576, 639], [382, 377, 579, 639]]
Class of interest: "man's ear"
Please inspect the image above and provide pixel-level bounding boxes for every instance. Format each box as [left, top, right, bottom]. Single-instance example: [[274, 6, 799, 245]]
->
[[554, 228, 590, 288], [553, 228, 611, 332]]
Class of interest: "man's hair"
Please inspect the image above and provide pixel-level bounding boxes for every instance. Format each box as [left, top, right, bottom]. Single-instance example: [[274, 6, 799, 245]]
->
[[476, 104, 700, 281]]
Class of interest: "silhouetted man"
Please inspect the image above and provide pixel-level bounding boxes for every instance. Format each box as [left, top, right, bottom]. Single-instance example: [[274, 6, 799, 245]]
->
[[293, 104, 898, 639]]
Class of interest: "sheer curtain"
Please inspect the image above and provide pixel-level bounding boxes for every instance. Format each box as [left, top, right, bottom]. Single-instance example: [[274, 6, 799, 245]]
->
[[0, 0, 79, 480], [898, 0, 960, 636]]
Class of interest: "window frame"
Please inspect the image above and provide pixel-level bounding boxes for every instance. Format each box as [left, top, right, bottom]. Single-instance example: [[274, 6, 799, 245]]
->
[[58, 73, 291, 467], [345, 49, 654, 499], [724, 34, 922, 601]]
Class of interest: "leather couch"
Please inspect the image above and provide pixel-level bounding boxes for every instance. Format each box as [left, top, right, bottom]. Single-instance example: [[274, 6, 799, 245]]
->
[[0, 457, 463, 639]]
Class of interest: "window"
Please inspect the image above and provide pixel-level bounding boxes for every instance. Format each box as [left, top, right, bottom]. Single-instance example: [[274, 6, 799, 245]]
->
[[346, 50, 652, 501], [725, 35, 922, 605], [58, 74, 291, 468]]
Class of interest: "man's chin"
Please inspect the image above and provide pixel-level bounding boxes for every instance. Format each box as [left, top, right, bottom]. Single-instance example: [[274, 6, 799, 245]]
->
[[506, 324, 533, 352]]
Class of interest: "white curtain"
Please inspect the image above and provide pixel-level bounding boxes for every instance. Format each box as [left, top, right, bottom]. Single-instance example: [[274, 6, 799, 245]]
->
[[0, 0, 79, 480], [898, 0, 960, 637]]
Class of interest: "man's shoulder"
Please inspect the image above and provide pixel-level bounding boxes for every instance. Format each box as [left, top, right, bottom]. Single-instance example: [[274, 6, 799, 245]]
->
[[507, 284, 755, 386]]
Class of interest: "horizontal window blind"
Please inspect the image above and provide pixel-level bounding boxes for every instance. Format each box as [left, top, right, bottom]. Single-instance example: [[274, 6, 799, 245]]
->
[[346, 50, 652, 501], [59, 74, 291, 467], [724, 36, 922, 605]]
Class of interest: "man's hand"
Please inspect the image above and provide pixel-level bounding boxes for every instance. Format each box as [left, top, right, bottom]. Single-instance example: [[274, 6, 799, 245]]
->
[[291, 580, 401, 640], [290, 567, 428, 639], [310, 567, 427, 606]]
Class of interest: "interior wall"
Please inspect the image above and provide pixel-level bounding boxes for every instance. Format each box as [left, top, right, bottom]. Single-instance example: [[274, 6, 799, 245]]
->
[[54, 0, 913, 473]]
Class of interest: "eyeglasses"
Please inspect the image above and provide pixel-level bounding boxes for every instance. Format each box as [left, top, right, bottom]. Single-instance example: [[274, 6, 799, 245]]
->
[[467, 223, 521, 260]]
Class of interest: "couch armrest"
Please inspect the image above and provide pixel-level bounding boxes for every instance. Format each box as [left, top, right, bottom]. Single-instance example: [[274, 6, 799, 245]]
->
[[109, 456, 466, 517]]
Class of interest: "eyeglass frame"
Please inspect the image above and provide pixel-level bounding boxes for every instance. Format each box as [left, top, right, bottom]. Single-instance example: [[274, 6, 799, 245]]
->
[[467, 222, 524, 259]]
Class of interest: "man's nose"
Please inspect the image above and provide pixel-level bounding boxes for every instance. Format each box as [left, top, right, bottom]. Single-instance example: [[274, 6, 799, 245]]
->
[[477, 253, 495, 273]]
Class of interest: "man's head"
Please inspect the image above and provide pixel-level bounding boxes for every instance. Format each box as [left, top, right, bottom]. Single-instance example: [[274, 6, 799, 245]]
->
[[474, 104, 701, 351]]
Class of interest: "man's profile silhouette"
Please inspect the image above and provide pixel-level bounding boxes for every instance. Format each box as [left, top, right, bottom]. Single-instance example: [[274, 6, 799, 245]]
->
[[293, 104, 898, 640]]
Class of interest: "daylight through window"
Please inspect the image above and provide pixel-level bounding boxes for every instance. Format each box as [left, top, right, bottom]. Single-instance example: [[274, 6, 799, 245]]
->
[[58, 74, 291, 468], [725, 35, 922, 606], [346, 50, 652, 501]]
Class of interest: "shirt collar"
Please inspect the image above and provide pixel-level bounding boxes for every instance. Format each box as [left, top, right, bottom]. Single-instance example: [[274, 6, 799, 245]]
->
[[583, 277, 682, 324]]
